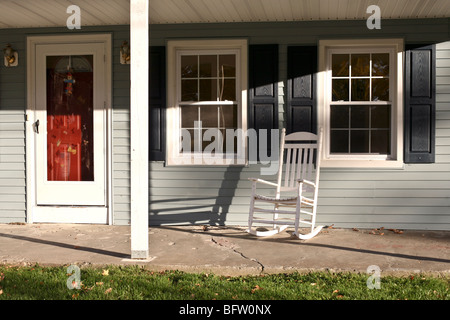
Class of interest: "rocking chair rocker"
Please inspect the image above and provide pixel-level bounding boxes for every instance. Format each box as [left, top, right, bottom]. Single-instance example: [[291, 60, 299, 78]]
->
[[247, 128, 323, 239]]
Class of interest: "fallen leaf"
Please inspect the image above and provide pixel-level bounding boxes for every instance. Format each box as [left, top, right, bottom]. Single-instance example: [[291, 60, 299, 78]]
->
[[251, 285, 263, 293], [0, 289, 3, 295], [96, 282, 104, 286], [104, 288, 112, 294], [333, 289, 339, 294], [352, 228, 359, 232], [102, 269, 109, 276], [388, 229, 404, 234]]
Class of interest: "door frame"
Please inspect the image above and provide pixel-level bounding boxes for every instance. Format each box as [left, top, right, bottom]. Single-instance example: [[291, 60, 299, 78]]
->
[[26, 34, 113, 224]]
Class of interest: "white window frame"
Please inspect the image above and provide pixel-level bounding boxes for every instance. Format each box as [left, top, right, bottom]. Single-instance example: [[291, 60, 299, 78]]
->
[[318, 39, 404, 168], [167, 39, 248, 166]]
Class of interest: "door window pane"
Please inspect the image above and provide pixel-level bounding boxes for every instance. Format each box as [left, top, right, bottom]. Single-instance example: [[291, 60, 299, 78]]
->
[[46, 55, 94, 181]]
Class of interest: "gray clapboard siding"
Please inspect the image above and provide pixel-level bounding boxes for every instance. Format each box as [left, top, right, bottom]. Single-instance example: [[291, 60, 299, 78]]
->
[[0, 110, 25, 223]]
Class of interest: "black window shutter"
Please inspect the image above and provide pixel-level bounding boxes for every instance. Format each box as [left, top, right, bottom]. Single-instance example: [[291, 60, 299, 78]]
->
[[286, 46, 317, 134], [404, 44, 436, 163], [149, 46, 166, 161], [248, 44, 279, 159]]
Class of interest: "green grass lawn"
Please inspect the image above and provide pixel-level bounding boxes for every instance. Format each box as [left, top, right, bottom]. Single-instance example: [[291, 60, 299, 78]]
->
[[0, 264, 448, 300]]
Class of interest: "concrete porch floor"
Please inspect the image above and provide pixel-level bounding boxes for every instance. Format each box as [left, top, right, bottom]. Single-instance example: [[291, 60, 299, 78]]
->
[[0, 223, 449, 276]]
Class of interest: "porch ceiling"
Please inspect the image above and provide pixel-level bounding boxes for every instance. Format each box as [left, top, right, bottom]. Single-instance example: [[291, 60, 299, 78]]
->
[[0, 0, 448, 29]]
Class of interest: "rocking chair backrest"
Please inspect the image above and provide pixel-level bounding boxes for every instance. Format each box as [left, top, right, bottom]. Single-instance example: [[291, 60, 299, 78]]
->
[[276, 128, 323, 195]]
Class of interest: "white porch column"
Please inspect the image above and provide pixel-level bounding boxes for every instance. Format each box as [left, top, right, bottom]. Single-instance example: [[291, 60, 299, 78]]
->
[[130, 0, 149, 259]]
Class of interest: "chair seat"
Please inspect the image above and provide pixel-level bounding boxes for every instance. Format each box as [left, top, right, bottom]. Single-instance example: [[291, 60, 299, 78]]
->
[[254, 194, 297, 202]]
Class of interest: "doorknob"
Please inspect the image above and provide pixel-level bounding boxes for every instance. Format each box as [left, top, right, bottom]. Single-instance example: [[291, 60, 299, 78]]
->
[[34, 119, 39, 134]]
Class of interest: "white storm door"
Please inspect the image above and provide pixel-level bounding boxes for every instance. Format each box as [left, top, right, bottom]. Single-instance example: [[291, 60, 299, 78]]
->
[[35, 43, 106, 206]]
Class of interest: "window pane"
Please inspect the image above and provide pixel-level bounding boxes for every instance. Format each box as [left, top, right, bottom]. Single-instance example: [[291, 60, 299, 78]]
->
[[200, 105, 218, 128], [350, 130, 369, 153], [219, 55, 236, 77], [351, 79, 370, 101], [371, 105, 390, 128], [220, 104, 238, 129], [332, 79, 349, 101], [372, 78, 389, 101], [330, 105, 349, 128], [351, 54, 370, 76], [371, 130, 390, 154], [202, 129, 222, 153], [199, 79, 217, 101], [223, 129, 238, 154], [46, 55, 94, 182], [332, 54, 349, 77], [220, 79, 236, 101], [181, 105, 198, 128], [181, 80, 198, 101], [199, 55, 217, 78], [351, 105, 369, 128], [181, 56, 198, 78], [330, 130, 349, 153], [372, 53, 389, 76]]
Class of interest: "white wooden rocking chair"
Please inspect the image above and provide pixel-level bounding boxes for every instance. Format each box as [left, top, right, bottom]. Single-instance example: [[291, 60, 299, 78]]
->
[[247, 128, 323, 239]]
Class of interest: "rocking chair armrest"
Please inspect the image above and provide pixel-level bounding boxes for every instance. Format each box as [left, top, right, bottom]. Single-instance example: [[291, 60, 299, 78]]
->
[[248, 178, 279, 187], [297, 179, 316, 188]]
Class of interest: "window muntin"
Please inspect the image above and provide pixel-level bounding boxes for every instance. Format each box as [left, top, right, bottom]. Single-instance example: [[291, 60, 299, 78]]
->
[[329, 50, 392, 156]]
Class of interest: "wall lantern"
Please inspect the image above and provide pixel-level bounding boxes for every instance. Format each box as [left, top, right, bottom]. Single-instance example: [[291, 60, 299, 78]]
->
[[120, 41, 130, 65], [3, 44, 18, 67]]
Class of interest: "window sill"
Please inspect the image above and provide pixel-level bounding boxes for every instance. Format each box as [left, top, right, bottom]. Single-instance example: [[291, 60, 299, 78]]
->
[[321, 159, 404, 169]]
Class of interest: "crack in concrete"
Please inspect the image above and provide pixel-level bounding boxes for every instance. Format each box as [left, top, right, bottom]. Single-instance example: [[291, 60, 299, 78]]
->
[[211, 237, 265, 274]]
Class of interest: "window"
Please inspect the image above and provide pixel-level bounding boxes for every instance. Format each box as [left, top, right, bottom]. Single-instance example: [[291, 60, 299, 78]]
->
[[180, 52, 238, 154], [319, 39, 404, 168], [167, 40, 248, 165], [330, 52, 391, 155]]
